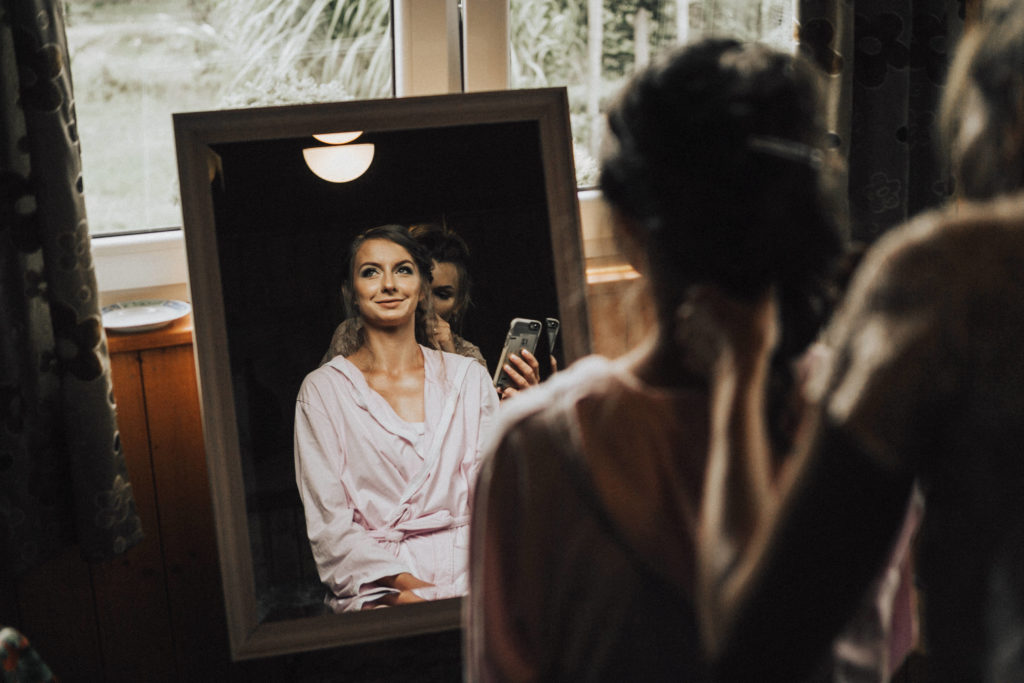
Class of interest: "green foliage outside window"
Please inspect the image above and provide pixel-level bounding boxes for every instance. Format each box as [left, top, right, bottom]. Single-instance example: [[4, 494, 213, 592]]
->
[[66, 0, 391, 234], [67, 0, 792, 233]]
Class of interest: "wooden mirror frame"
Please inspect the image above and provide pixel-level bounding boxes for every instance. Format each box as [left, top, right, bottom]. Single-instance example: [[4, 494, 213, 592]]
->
[[173, 88, 589, 660]]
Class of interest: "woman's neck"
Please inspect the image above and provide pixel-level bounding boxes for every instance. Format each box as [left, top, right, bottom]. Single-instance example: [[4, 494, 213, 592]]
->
[[350, 323, 423, 375], [627, 326, 709, 391]]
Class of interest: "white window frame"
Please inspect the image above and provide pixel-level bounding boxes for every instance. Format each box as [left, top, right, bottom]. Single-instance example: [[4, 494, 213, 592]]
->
[[92, 0, 611, 306], [93, 230, 192, 306]]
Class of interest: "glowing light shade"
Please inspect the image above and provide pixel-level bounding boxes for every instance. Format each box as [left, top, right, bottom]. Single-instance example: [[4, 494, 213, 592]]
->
[[302, 143, 375, 183], [312, 131, 363, 145]]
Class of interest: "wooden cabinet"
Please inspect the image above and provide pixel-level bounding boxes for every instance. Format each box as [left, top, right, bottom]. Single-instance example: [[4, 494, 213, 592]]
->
[[107, 317, 229, 680]]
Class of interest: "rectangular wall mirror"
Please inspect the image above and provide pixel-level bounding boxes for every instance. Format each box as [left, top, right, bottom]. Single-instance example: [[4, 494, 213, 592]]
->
[[173, 88, 589, 659]]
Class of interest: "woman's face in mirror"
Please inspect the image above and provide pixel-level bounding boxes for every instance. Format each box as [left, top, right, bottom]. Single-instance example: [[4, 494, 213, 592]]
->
[[353, 239, 425, 329], [430, 259, 461, 322]]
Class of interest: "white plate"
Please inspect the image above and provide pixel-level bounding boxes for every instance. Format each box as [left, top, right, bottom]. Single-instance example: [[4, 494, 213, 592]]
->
[[102, 299, 191, 333]]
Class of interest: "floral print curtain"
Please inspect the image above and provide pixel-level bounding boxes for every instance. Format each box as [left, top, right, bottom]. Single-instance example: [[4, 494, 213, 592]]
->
[[0, 0, 142, 579], [798, 0, 966, 243]]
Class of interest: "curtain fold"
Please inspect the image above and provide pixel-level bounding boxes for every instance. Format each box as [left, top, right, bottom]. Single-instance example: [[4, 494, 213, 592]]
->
[[1, 0, 142, 579], [799, 0, 966, 243]]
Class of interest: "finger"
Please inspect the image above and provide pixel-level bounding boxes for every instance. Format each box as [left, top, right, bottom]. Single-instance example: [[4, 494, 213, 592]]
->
[[507, 353, 538, 386], [519, 348, 541, 373], [396, 590, 426, 605], [550, 356, 558, 374], [502, 361, 527, 389], [500, 386, 519, 401], [676, 285, 780, 374], [366, 593, 396, 608]]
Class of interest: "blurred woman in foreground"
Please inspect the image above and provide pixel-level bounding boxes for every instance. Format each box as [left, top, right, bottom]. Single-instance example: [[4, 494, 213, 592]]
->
[[466, 39, 846, 680], [696, 5, 1024, 680]]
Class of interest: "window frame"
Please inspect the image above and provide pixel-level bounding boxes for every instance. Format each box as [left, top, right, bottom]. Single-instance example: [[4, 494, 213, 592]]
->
[[91, 0, 796, 303], [95, 0, 511, 305]]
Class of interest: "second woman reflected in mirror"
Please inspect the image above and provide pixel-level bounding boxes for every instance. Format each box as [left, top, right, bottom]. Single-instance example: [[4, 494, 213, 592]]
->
[[320, 223, 487, 368], [321, 223, 546, 397]]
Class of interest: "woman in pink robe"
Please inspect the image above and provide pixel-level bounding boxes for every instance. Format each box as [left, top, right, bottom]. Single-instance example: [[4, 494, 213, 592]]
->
[[295, 225, 498, 612]]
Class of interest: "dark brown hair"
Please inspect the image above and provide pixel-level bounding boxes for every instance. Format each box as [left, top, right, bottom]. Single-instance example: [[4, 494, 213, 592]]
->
[[600, 39, 847, 452], [600, 38, 846, 367], [409, 222, 473, 328]]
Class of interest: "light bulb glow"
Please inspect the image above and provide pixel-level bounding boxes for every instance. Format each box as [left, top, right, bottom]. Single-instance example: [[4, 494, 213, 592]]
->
[[302, 144, 375, 183], [312, 131, 363, 145]]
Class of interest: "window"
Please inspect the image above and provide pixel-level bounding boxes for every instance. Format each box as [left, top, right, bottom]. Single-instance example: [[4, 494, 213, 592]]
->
[[509, 0, 796, 186], [66, 0, 392, 236], [81, 0, 795, 298]]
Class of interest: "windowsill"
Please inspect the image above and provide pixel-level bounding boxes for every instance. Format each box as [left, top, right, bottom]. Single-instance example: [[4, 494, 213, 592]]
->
[[107, 312, 194, 354], [92, 229, 189, 308], [578, 188, 639, 282]]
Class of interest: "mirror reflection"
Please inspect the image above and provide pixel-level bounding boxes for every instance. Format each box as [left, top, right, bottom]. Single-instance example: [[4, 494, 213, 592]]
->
[[207, 121, 567, 622], [296, 224, 499, 612]]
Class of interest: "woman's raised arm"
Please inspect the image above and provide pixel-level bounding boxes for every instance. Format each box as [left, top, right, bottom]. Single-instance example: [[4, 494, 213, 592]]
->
[[692, 287, 917, 681]]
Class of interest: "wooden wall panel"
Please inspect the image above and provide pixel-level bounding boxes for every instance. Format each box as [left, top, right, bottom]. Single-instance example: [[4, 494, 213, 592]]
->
[[96, 352, 177, 681], [585, 276, 654, 359], [140, 344, 231, 680]]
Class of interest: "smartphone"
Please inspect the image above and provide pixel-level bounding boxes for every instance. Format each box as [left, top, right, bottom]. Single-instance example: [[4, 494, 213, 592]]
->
[[493, 318, 544, 389], [540, 318, 560, 381], [544, 318, 560, 353]]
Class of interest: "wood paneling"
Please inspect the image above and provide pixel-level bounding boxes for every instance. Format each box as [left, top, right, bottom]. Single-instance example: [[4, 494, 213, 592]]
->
[[586, 275, 654, 359], [97, 351, 177, 682], [142, 344, 230, 679]]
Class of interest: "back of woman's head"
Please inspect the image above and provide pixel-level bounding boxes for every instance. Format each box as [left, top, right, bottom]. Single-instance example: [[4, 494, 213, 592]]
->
[[409, 222, 473, 322], [941, 0, 1024, 200], [600, 38, 846, 361]]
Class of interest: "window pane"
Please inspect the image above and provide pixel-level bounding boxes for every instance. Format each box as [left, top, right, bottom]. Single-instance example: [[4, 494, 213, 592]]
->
[[67, 0, 393, 235], [509, 0, 796, 187]]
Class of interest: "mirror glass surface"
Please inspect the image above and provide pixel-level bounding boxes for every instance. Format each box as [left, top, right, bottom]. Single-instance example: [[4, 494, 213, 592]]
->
[[174, 89, 589, 659]]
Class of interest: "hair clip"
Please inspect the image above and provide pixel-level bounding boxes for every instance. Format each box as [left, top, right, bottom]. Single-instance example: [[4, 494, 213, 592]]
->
[[747, 135, 824, 169]]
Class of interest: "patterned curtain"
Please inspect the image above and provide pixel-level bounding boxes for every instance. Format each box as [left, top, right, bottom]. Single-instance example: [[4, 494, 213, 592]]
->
[[0, 0, 143, 579], [798, 0, 967, 243]]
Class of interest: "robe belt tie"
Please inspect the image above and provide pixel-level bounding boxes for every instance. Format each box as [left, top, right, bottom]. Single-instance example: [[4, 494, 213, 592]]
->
[[368, 510, 470, 543]]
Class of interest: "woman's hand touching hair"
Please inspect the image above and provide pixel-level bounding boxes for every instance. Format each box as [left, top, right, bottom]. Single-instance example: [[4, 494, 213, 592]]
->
[[427, 314, 457, 354], [675, 285, 779, 379]]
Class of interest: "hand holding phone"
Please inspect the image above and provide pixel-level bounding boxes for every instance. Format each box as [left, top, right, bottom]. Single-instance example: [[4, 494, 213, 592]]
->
[[493, 318, 543, 389]]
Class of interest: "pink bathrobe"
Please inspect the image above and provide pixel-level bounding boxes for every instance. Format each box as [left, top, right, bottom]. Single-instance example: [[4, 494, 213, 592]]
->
[[295, 346, 498, 611]]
